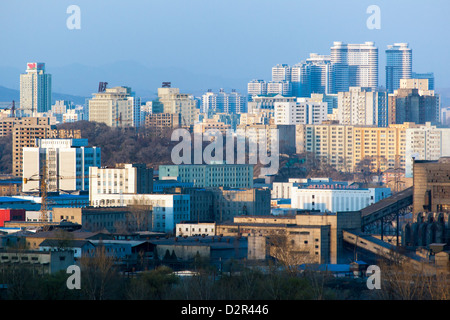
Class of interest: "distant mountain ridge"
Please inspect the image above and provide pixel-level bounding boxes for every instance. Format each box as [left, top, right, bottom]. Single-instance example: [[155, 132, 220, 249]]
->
[[0, 85, 88, 105], [0, 60, 250, 102], [1, 60, 449, 107]]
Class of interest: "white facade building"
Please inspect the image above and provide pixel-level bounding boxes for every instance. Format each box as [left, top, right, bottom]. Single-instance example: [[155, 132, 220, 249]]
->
[[267, 81, 292, 96], [90, 193, 190, 233], [62, 106, 86, 123], [291, 185, 391, 212], [22, 139, 101, 193], [274, 99, 328, 125], [89, 163, 153, 204], [336, 87, 388, 127], [176, 222, 216, 237], [272, 64, 292, 82], [201, 89, 246, 114], [247, 80, 268, 98], [405, 122, 450, 177]]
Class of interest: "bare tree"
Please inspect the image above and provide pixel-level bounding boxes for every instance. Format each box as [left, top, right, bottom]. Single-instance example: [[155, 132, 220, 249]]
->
[[266, 229, 315, 275], [79, 244, 122, 300], [127, 196, 153, 232], [53, 228, 75, 250]]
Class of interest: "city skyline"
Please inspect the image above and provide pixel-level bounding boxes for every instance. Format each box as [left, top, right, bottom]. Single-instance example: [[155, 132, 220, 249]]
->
[[0, 0, 449, 99]]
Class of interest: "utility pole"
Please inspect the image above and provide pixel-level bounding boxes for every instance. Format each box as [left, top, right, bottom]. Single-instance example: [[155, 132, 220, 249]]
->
[[40, 164, 48, 225]]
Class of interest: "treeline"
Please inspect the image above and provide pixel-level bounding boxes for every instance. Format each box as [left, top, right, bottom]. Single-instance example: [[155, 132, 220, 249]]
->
[[0, 121, 178, 175], [57, 121, 176, 169], [2, 256, 447, 301], [0, 263, 370, 300]]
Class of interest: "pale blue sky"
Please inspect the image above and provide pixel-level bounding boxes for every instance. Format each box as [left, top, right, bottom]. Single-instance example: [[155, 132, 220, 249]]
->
[[1, 0, 449, 96]]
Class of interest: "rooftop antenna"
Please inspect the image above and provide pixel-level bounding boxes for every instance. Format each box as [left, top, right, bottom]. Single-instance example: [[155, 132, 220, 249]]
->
[[11, 100, 15, 117], [98, 82, 108, 92]]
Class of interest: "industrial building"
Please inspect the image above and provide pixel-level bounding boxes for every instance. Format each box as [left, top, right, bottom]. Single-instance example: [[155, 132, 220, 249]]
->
[[217, 211, 361, 264]]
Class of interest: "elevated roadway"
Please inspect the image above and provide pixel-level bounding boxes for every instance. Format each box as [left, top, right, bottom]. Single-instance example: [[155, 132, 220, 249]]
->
[[360, 187, 413, 228]]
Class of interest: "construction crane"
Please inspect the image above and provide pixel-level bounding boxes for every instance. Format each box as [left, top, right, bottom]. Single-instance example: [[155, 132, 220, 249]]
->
[[23, 171, 97, 226], [23, 165, 50, 226], [4, 100, 16, 117]]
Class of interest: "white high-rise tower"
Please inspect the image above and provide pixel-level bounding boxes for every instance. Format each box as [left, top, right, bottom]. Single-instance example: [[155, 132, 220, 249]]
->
[[330, 42, 378, 93], [20, 62, 52, 115]]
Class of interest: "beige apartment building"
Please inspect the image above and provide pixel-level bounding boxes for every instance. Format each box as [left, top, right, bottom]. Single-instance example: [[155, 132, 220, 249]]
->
[[297, 122, 355, 172], [145, 112, 180, 132], [156, 86, 199, 128], [88, 86, 135, 127], [352, 123, 417, 172], [297, 122, 419, 173], [3, 117, 53, 177], [0, 115, 82, 177], [236, 123, 296, 156], [193, 118, 231, 135]]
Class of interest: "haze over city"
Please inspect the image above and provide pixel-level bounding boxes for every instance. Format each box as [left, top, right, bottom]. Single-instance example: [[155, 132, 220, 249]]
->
[[0, 0, 448, 304], [1, 0, 450, 99]]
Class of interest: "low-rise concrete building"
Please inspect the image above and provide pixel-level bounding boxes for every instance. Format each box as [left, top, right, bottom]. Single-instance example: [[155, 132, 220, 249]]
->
[[39, 239, 95, 259], [291, 184, 391, 213], [151, 235, 247, 269], [0, 249, 75, 274], [176, 222, 216, 237], [89, 193, 190, 234], [217, 211, 361, 264]]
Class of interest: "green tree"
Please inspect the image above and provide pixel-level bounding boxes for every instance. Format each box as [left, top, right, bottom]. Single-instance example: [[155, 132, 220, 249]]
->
[[126, 266, 178, 300]]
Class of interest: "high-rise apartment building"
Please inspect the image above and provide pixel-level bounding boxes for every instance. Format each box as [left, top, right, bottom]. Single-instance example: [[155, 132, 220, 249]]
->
[[156, 84, 199, 128], [292, 54, 332, 97], [266, 81, 292, 96], [274, 99, 328, 125], [9, 117, 53, 177], [88, 86, 139, 127], [20, 62, 52, 115], [247, 95, 295, 114], [201, 89, 246, 114], [385, 43, 412, 94], [336, 87, 388, 127], [247, 79, 268, 99], [330, 42, 378, 93], [351, 123, 416, 173], [392, 79, 440, 125], [22, 138, 101, 193], [272, 64, 292, 82]]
